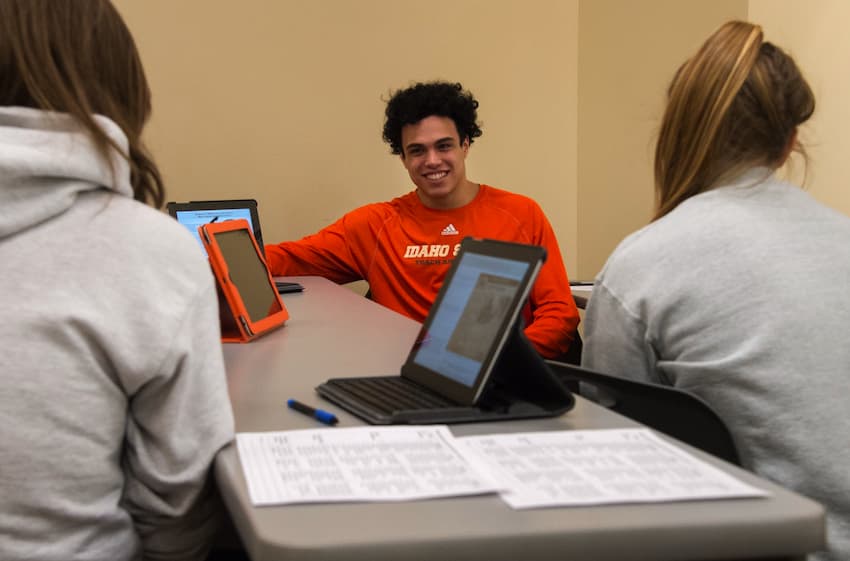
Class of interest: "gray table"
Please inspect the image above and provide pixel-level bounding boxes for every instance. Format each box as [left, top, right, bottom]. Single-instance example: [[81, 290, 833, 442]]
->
[[216, 276, 825, 561]]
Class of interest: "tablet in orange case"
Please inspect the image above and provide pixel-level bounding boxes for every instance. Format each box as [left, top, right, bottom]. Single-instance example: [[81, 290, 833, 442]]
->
[[199, 219, 289, 343]]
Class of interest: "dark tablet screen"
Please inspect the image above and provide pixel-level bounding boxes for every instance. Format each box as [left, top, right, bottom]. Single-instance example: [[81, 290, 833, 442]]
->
[[213, 228, 282, 321]]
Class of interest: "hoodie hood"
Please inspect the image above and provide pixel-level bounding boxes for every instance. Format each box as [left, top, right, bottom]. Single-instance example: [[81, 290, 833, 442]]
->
[[0, 106, 133, 239]]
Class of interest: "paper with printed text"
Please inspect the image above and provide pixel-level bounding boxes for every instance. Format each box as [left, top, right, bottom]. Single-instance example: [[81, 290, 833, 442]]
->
[[456, 428, 767, 509], [236, 425, 499, 505], [237, 426, 767, 508]]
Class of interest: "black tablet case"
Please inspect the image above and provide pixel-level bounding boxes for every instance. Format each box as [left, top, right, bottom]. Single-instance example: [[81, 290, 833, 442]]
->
[[317, 321, 574, 424], [316, 237, 575, 425]]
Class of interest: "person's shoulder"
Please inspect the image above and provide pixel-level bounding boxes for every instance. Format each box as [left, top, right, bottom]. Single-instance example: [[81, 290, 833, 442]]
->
[[478, 184, 542, 211], [98, 196, 212, 282], [772, 177, 850, 224], [596, 214, 679, 292], [110, 197, 200, 244], [480, 184, 536, 202], [597, 185, 749, 289], [342, 196, 407, 224], [604, 221, 658, 264], [388, 190, 422, 209]]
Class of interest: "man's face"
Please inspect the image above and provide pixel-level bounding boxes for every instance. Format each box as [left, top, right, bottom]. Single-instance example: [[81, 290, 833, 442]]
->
[[400, 115, 471, 209]]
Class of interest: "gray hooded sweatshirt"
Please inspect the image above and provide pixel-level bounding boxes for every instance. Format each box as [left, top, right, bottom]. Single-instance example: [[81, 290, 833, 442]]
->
[[0, 106, 234, 561], [582, 169, 850, 561]]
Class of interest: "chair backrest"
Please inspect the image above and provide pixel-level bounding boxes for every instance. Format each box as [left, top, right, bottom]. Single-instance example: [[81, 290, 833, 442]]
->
[[556, 330, 583, 367], [572, 293, 589, 309], [556, 287, 588, 367], [546, 360, 741, 465]]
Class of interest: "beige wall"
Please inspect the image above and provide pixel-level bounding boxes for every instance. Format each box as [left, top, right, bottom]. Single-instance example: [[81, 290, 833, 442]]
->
[[576, 0, 747, 279], [577, 0, 850, 279], [113, 0, 848, 284], [749, 0, 850, 217], [112, 0, 580, 273]]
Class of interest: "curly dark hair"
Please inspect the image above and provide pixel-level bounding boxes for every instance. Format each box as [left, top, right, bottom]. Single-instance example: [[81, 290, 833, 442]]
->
[[382, 81, 483, 155]]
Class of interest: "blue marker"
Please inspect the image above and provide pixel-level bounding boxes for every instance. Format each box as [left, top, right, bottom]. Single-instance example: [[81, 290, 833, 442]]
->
[[287, 398, 338, 426]]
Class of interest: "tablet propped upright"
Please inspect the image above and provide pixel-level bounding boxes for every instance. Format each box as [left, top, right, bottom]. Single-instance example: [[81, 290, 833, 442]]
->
[[316, 237, 574, 424], [167, 198, 304, 294], [199, 219, 289, 343], [167, 199, 263, 250]]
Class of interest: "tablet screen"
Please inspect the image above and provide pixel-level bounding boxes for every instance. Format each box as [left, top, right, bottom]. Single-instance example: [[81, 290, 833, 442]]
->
[[213, 229, 282, 321], [167, 200, 264, 256], [411, 253, 528, 387], [176, 208, 255, 250], [401, 238, 545, 405]]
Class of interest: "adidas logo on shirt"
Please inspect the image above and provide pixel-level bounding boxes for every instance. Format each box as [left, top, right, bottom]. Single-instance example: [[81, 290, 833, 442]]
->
[[441, 223, 459, 236]]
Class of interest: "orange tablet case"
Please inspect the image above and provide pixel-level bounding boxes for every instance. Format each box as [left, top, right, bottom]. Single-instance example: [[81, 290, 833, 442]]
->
[[199, 219, 289, 343]]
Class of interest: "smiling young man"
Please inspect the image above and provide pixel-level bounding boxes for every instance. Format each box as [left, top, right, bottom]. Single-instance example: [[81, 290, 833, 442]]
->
[[265, 81, 579, 359]]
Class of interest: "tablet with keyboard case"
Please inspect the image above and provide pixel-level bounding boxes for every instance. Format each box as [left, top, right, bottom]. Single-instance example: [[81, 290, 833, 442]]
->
[[316, 237, 574, 424]]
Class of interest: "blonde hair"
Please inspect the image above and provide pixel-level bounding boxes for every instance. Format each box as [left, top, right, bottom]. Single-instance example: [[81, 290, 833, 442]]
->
[[653, 21, 815, 220]]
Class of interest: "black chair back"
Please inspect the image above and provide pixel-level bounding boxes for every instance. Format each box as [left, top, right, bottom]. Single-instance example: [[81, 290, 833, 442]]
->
[[546, 360, 741, 465]]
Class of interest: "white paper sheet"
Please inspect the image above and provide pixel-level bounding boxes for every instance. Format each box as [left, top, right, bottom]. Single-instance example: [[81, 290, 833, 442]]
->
[[236, 425, 499, 505], [457, 428, 768, 509]]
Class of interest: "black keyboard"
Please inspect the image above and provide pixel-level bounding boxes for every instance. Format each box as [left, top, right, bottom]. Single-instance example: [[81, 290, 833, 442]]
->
[[325, 376, 455, 415]]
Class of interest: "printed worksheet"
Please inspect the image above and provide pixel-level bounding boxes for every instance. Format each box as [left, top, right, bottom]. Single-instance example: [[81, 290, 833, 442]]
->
[[456, 428, 768, 509], [236, 425, 499, 505]]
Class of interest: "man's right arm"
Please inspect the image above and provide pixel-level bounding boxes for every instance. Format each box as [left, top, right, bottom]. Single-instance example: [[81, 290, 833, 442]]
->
[[264, 205, 386, 284]]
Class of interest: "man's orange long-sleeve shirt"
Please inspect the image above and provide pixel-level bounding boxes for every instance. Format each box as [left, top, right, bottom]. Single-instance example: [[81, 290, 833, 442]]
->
[[265, 185, 579, 358]]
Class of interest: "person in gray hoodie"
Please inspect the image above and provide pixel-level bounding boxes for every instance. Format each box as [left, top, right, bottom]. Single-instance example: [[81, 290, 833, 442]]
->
[[582, 21, 849, 561], [0, 1, 235, 560]]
